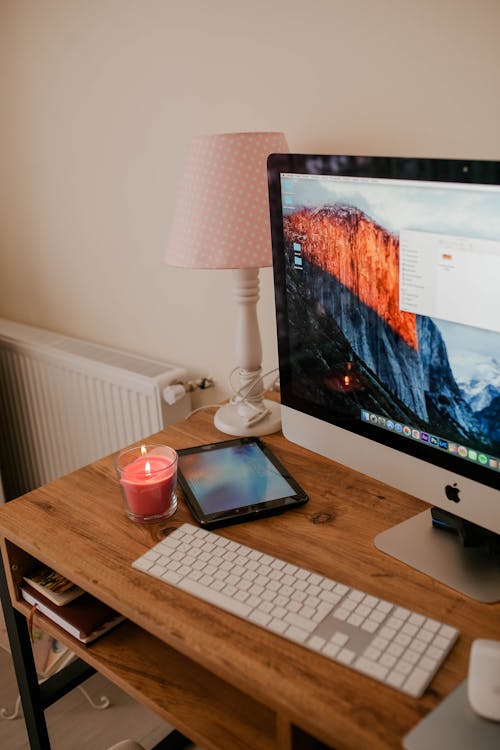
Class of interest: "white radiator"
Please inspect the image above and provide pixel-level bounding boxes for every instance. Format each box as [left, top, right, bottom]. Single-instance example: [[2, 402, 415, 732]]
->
[[0, 319, 190, 501]]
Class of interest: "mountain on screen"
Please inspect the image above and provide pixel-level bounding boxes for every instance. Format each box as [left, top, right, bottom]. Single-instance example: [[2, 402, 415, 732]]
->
[[451, 352, 500, 411], [284, 203, 494, 450], [450, 352, 500, 442], [286, 204, 417, 349]]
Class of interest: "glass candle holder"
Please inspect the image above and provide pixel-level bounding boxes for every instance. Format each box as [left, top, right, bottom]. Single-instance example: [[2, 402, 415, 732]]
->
[[115, 444, 178, 523]]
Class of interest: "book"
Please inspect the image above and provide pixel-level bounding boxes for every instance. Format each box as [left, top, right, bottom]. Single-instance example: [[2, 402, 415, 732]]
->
[[21, 584, 125, 644], [41, 640, 77, 679], [31, 630, 77, 678], [23, 566, 84, 606], [2, 604, 76, 678]]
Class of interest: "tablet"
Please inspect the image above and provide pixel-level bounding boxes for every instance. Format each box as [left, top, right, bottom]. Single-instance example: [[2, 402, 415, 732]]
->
[[177, 437, 309, 528]]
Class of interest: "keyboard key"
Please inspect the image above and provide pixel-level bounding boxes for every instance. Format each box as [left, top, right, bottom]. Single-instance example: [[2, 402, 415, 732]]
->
[[268, 618, 287, 634], [133, 556, 154, 572], [284, 612, 317, 633], [337, 648, 355, 665], [355, 657, 388, 680], [179, 577, 252, 618], [323, 642, 340, 658], [404, 667, 433, 697], [249, 610, 272, 627], [362, 619, 379, 634], [331, 632, 349, 647], [386, 671, 405, 689], [440, 624, 458, 639], [286, 625, 309, 643], [408, 613, 425, 627], [308, 635, 326, 651]]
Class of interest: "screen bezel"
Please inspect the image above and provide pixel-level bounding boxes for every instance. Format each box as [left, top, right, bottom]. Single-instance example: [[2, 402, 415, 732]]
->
[[268, 153, 500, 534], [177, 437, 309, 528]]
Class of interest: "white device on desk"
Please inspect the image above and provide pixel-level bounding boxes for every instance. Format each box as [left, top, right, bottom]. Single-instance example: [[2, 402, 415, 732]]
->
[[132, 523, 459, 698], [468, 639, 500, 721]]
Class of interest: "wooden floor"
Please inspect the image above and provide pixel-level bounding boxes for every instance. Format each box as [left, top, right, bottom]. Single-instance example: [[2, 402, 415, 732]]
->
[[0, 647, 202, 750]]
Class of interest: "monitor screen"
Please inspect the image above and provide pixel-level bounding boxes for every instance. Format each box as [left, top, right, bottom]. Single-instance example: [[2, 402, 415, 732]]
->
[[268, 154, 500, 599]]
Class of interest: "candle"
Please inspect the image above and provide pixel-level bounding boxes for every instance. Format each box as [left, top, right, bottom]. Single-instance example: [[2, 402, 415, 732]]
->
[[116, 445, 178, 523]]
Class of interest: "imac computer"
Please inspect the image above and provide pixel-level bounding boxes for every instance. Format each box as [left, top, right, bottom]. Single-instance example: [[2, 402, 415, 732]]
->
[[267, 154, 500, 602]]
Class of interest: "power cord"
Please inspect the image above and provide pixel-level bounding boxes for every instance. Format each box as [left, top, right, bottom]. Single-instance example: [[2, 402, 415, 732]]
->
[[184, 367, 279, 425], [185, 377, 215, 392], [225, 367, 279, 427]]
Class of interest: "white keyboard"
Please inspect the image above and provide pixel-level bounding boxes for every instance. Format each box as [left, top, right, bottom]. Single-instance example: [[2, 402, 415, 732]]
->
[[132, 523, 459, 697]]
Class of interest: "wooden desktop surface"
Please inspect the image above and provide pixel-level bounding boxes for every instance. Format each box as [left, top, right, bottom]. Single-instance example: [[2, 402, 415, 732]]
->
[[0, 408, 498, 750]]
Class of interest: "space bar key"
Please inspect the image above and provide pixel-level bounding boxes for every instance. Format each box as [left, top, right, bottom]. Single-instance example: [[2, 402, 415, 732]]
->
[[178, 578, 253, 618]]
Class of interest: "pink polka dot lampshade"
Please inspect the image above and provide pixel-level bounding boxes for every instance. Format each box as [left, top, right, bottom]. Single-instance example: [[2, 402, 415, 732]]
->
[[165, 132, 289, 269]]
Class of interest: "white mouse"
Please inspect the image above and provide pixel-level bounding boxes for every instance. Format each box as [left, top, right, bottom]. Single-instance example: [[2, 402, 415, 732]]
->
[[468, 639, 500, 721]]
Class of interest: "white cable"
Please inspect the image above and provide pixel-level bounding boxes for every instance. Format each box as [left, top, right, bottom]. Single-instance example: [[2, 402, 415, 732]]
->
[[185, 403, 226, 420], [229, 367, 279, 404], [228, 367, 279, 427], [185, 368, 279, 427]]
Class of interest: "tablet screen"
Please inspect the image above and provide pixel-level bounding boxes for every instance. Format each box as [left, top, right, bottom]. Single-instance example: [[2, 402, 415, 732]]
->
[[178, 441, 296, 516], [179, 443, 295, 514]]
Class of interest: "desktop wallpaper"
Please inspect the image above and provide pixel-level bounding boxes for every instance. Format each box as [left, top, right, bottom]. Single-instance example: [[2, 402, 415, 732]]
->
[[282, 178, 500, 461]]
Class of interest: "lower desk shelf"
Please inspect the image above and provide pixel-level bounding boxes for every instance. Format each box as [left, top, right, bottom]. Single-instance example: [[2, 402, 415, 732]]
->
[[15, 607, 321, 750], [3, 535, 334, 750], [61, 618, 278, 750], [5, 545, 328, 750]]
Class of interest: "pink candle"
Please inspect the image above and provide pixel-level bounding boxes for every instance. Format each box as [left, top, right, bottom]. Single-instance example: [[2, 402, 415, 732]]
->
[[117, 446, 177, 523]]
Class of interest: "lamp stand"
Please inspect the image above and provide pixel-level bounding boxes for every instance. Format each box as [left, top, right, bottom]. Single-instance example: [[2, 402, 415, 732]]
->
[[214, 268, 281, 437]]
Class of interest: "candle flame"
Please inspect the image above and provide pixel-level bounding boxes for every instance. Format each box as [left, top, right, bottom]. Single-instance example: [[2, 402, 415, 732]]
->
[[344, 374, 350, 386], [145, 461, 151, 476], [140, 445, 147, 456]]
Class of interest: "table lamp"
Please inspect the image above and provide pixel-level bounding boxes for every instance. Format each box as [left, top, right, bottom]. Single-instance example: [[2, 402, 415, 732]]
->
[[165, 131, 289, 436]]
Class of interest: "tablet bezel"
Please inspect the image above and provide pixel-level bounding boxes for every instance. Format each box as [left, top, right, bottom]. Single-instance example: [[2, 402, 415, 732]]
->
[[177, 437, 309, 528]]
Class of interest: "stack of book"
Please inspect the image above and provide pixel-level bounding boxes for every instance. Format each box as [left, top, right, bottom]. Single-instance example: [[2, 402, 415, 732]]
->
[[21, 566, 125, 644]]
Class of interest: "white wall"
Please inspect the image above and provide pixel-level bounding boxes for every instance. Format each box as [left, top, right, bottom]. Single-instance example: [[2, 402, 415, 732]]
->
[[1, 0, 499, 407]]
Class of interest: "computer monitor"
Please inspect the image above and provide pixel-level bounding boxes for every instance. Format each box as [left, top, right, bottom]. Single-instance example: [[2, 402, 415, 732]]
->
[[267, 154, 500, 602]]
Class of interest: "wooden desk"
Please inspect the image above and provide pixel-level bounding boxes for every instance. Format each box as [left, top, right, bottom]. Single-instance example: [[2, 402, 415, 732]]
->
[[0, 408, 498, 750]]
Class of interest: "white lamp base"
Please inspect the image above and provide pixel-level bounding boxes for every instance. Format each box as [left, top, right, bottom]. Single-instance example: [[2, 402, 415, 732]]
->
[[214, 399, 281, 437]]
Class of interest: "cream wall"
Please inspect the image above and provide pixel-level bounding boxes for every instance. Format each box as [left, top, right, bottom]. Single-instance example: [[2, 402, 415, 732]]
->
[[1, 0, 499, 406]]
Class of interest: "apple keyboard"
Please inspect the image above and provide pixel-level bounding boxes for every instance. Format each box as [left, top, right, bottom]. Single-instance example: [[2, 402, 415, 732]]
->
[[132, 523, 459, 697]]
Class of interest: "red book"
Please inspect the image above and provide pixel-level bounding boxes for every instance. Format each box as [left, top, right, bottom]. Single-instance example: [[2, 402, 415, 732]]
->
[[21, 584, 125, 644]]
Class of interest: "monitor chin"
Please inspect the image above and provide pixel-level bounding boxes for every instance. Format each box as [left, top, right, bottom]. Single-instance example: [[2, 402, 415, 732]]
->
[[282, 404, 500, 602]]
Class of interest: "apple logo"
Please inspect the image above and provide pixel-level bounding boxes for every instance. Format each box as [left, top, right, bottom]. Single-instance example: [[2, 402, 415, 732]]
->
[[445, 483, 461, 503]]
